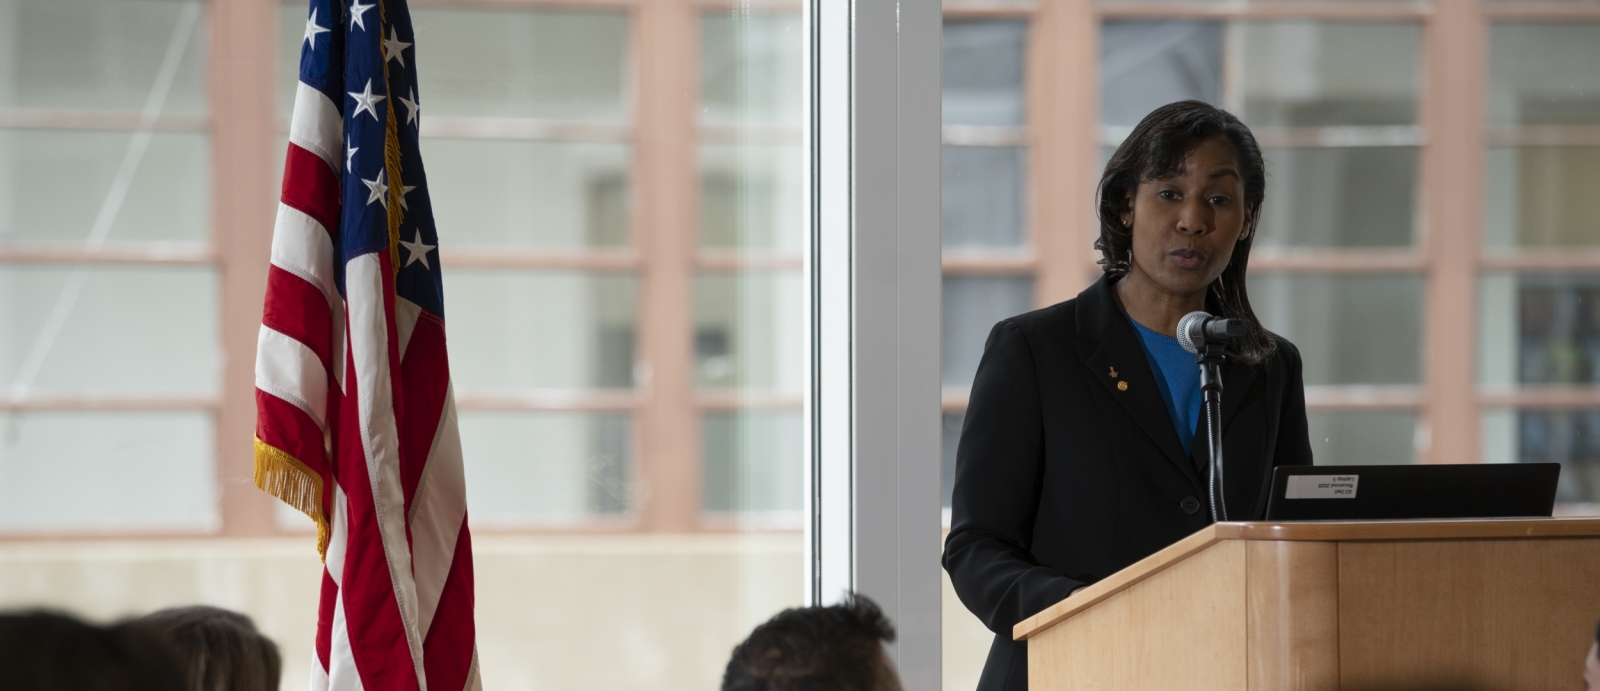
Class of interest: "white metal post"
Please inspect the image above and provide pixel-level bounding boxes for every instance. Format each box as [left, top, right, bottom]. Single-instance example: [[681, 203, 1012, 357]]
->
[[805, 0, 942, 687]]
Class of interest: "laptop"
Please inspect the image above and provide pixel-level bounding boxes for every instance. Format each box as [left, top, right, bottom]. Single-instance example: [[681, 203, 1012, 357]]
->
[[1262, 463, 1561, 521]]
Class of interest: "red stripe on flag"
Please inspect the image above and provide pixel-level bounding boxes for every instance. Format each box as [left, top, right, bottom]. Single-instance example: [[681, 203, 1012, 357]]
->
[[263, 265, 335, 375], [255, 390, 329, 479], [424, 520, 477, 691], [316, 569, 338, 673], [282, 142, 342, 236], [399, 313, 449, 507], [336, 372, 423, 691], [338, 250, 423, 691]]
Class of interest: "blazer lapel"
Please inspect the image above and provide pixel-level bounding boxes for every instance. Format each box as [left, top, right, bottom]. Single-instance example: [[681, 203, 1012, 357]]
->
[[1219, 356, 1257, 431], [1074, 277, 1201, 488]]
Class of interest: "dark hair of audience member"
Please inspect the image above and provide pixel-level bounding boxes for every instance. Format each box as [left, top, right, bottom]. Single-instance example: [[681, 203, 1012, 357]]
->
[[721, 592, 901, 691], [140, 605, 282, 691], [0, 609, 187, 691]]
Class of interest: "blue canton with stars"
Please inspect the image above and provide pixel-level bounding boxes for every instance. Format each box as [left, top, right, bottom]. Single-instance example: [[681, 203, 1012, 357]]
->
[[298, 0, 445, 318]]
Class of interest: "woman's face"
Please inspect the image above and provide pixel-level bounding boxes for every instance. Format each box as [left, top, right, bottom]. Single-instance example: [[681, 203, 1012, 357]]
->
[[1119, 137, 1251, 299]]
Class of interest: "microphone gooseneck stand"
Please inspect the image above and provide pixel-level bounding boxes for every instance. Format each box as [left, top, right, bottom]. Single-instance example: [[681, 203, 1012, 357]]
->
[[1197, 341, 1227, 523]]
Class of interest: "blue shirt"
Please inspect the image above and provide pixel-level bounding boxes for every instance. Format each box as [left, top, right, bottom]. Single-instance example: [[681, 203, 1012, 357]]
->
[[1129, 317, 1202, 455]]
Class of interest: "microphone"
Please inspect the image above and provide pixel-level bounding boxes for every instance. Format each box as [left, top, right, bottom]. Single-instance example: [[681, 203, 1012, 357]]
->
[[1175, 311, 1243, 524], [1176, 311, 1244, 355]]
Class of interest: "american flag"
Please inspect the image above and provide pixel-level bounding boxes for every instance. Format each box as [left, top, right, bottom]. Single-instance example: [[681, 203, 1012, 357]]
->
[[254, 0, 479, 689]]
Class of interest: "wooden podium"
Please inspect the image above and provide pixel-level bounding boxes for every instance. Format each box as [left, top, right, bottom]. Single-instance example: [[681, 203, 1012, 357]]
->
[[1013, 519, 1600, 691]]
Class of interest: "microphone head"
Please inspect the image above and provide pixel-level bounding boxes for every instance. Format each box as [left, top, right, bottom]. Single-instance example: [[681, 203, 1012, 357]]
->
[[1176, 311, 1211, 355]]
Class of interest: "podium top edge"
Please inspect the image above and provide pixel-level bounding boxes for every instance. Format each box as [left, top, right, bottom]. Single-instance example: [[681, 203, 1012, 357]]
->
[[1214, 517, 1600, 541], [1013, 518, 1600, 641]]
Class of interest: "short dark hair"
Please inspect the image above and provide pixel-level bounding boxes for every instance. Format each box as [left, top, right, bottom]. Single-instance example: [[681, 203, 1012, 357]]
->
[[0, 609, 187, 691], [141, 606, 282, 691], [721, 593, 899, 691], [1096, 99, 1276, 364]]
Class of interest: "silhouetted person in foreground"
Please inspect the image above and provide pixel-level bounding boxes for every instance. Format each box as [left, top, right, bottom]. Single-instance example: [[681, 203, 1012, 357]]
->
[[1586, 619, 1600, 691], [0, 609, 186, 691], [722, 592, 905, 691], [141, 606, 282, 691]]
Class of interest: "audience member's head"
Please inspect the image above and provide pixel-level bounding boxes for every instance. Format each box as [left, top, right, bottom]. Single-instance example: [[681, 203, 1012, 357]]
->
[[140, 605, 282, 691], [1586, 619, 1600, 691], [721, 592, 903, 691], [0, 609, 187, 691]]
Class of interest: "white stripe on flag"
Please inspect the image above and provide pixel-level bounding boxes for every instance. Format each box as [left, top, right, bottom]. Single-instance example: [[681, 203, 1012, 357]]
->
[[346, 253, 430, 690], [289, 81, 343, 172], [409, 385, 467, 637], [328, 591, 366, 691], [256, 325, 329, 429], [270, 202, 346, 394], [271, 203, 339, 311], [309, 647, 331, 691], [326, 485, 350, 586]]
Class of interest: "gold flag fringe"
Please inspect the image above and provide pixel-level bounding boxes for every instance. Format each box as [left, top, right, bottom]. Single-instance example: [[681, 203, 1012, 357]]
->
[[254, 438, 330, 559], [379, 0, 405, 273]]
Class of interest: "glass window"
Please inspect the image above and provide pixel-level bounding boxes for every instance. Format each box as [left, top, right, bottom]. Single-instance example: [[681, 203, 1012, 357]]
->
[[423, 139, 630, 250], [693, 272, 805, 392], [1486, 24, 1600, 252], [461, 411, 630, 525], [0, 411, 216, 531], [943, 20, 1027, 127], [0, 266, 219, 395], [1254, 146, 1417, 249], [943, 146, 1027, 251], [1250, 274, 1424, 386], [1231, 22, 1420, 128], [0, 0, 208, 114], [942, 411, 964, 510], [699, 143, 805, 251], [413, 8, 629, 121], [447, 270, 636, 392], [1100, 21, 1420, 251], [1485, 147, 1600, 250], [942, 276, 1034, 389], [700, 13, 803, 127], [0, 130, 210, 247], [1488, 23, 1600, 127], [1478, 273, 1600, 388], [282, 6, 633, 121], [1308, 410, 1417, 466], [702, 410, 803, 516], [1483, 408, 1600, 510], [1101, 21, 1223, 128]]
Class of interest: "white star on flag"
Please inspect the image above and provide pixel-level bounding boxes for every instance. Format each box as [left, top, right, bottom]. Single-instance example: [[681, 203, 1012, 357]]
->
[[399, 88, 421, 127], [348, 79, 386, 122], [399, 184, 417, 211], [362, 169, 388, 208], [346, 137, 358, 174], [349, 0, 375, 31], [399, 230, 436, 269], [384, 28, 412, 68], [304, 8, 330, 48]]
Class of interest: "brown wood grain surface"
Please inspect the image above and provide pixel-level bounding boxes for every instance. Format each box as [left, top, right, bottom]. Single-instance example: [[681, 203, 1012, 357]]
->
[[1029, 539, 1248, 691], [1247, 540, 1340, 691], [1338, 538, 1600, 691]]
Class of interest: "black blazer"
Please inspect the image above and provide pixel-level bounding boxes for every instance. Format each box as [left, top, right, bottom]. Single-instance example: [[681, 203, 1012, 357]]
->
[[942, 275, 1312, 691]]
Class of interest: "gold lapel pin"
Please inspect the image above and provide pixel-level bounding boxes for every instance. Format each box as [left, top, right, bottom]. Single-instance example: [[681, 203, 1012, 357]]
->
[[1117, 381, 1129, 391], [1108, 366, 1118, 378]]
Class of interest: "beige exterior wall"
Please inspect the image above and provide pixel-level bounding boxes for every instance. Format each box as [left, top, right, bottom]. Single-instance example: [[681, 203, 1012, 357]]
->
[[0, 533, 876, 691]]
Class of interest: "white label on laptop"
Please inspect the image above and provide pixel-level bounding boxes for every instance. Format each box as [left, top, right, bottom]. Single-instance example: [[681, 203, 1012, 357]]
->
[[1286, 474, 1359, 499]]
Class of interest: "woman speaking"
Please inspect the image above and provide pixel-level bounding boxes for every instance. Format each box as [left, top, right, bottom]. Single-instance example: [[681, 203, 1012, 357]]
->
[[942, 100, 1313, 691]]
